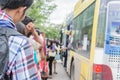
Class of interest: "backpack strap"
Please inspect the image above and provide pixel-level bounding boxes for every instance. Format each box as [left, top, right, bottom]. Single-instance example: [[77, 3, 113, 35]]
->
[[0, 27, 23, 37]]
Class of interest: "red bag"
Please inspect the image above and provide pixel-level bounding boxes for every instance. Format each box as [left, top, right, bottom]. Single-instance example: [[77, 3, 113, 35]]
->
[[40, 60, 49, 78]]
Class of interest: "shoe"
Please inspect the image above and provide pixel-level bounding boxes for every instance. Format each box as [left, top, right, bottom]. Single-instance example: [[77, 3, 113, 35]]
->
[[54, 72, 58, 74]]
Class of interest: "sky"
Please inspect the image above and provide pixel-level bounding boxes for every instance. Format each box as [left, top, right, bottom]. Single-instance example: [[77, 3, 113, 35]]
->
[[49, 0, 79, 24]]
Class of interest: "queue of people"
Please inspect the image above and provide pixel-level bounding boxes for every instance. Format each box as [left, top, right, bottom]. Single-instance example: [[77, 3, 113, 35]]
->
[[16, 16, 62, 80]]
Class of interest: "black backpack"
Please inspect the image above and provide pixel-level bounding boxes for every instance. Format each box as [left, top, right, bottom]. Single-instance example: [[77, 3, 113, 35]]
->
[[0, 27, 22, 80]]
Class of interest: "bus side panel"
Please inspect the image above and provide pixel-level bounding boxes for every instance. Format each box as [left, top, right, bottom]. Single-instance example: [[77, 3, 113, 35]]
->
[[74, 54, 90, 80], [74, 54, 81, 80], [80, 61, 89, 80]]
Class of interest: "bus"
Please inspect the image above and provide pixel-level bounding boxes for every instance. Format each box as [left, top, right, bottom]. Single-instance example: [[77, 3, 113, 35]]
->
[[66, 0, 120, 80]]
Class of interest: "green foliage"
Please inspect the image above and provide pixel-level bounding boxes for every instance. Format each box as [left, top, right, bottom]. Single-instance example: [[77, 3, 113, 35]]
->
[[27, 0, 60, 39], [27, 0, 56, 26], [41, 26, 60, 39]]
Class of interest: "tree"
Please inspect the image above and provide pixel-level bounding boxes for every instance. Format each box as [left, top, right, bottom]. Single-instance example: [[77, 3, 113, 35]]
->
[[27, 0, 61, 39], [27, 0, 56, 26], [40, 24, 61, 39]]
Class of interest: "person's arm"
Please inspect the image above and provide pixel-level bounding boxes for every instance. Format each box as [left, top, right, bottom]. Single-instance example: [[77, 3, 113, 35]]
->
[[54, 45, 60, 51], [32, 30, 42, 44], [26, 22, 43, 45]]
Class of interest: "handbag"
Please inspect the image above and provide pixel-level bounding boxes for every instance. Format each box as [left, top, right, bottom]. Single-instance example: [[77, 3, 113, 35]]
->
[[49, 51, 56, 57], [41, 62, 48, 78], [41, 71, 48, 78]]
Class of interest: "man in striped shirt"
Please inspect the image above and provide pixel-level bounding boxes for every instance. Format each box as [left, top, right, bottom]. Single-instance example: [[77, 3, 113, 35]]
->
[[0, 0, 41, 80]]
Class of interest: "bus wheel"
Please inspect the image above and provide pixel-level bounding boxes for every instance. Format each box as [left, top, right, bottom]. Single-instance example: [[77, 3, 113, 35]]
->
[[70, 61, 75, 80]]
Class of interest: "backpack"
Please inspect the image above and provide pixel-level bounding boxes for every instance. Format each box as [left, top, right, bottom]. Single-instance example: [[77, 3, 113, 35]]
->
[[0, 27, 22, 80]]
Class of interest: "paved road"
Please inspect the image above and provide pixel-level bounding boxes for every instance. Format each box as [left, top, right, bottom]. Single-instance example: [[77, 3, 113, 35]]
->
[[48, 61, 70, 80]]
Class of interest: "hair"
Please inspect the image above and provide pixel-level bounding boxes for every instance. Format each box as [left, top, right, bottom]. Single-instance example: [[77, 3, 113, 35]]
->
[[16, 22, 25, 35], [27, 32, 32, 37], [36, 29, 40, 35], [0, 0, 33, 10], [47, 40, 53, 49], [22, 16, 33, 25]]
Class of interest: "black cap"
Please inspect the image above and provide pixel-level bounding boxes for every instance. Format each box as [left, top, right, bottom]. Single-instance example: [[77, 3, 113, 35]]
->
[[0, 0, 33, 9]]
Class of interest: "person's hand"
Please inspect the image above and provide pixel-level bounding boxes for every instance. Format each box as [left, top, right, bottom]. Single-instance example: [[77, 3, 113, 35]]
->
[[26, 22, 35, 33]]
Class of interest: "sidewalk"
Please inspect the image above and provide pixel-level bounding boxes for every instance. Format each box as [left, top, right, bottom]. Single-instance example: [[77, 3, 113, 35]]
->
[[48, 61, 70, 80]]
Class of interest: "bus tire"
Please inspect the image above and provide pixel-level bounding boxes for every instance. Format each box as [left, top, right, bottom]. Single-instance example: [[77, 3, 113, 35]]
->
[[70, 61, 75, 80]]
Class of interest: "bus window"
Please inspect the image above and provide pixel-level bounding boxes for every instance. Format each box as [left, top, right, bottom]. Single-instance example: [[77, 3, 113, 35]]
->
[[73, 3, 95, 58]]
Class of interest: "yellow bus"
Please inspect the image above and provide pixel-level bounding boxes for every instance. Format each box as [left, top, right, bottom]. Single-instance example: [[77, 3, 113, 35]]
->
[[66, 0, 120, 80]]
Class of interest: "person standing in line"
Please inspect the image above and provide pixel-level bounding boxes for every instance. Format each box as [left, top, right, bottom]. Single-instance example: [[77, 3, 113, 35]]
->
[[0, 0, 41, 80], [47, 40, 55, 78], [22, 16, 43, 45], [22, 16, 44, 58], [53, 41, 59, 74]]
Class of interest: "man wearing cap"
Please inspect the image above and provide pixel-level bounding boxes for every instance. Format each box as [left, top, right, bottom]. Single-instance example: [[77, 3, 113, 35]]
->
[[0, 0, 41, 80]]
